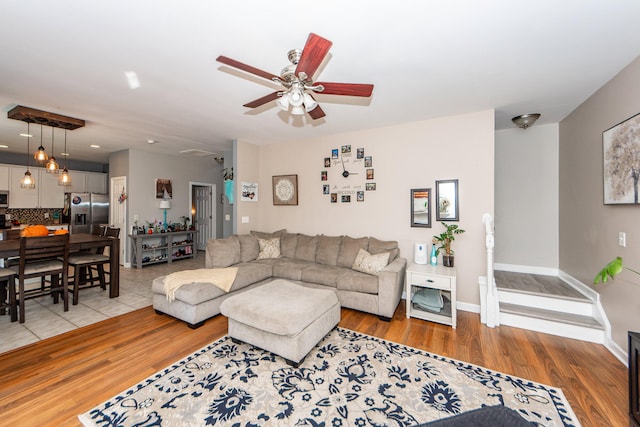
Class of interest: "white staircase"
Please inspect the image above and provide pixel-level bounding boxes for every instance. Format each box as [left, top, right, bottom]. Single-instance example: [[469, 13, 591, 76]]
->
[[496, 272, 605, 343]]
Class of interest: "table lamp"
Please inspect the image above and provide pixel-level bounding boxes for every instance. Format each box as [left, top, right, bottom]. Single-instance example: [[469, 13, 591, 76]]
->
[[159, 199, 171, 230]]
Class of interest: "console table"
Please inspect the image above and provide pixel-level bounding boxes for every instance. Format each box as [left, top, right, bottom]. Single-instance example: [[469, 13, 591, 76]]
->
[[129, 230, 197, 269], [405, 263, 457, 328]]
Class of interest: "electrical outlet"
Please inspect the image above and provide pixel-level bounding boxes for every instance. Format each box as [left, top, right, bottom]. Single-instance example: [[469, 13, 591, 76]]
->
[[619, 232, 626, 247], [44, 212, 49, 219]]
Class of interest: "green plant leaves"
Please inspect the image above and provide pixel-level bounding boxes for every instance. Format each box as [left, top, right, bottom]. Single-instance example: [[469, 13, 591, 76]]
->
[[593, 257, 623, 284]]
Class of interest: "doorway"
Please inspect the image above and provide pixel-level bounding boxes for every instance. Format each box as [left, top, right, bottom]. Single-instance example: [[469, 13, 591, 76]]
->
[[189, 182, 216, 250], [110, 176, 127, 265]]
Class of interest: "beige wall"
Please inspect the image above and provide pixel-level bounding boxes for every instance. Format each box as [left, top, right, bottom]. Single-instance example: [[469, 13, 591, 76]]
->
[[495, 124, 559, 269], [236, 110, 494, 306], [560, 56, 640, 349]]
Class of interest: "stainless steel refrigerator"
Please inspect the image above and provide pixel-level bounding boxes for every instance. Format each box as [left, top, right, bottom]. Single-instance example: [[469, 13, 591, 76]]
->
[[64, 193, 109, 234]]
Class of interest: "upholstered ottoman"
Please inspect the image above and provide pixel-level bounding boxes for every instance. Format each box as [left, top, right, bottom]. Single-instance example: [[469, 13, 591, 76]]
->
[[220, 279, 341, 366]]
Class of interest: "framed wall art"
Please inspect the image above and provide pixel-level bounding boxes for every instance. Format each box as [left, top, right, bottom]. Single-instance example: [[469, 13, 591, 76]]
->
[[156, 179, 173, 199], [272, 174, 298, 205], [603, 112, 640, 204], [411, 188, 431, 228], [240, 182, 258, 202], [436, 179, 459, 221]]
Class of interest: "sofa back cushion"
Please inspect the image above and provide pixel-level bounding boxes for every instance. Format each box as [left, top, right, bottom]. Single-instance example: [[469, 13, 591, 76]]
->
[[368, 237, 399, 262], [250, 229, 286, 241], [294, 234, 319, 262], [237, 234, 259, 262], [337, 236, 369, 268], [207, 235, 241, 268], [280, 232, 299, 258], [315, 235, 343, 266]]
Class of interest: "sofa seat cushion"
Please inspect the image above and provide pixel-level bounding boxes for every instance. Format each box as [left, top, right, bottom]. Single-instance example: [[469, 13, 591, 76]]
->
[[336, 269, 379, 294], [300, 264, 344, 288], [230, 262, 273, 291], [152, 276, 225, 305], [272, 259, 315, 281]]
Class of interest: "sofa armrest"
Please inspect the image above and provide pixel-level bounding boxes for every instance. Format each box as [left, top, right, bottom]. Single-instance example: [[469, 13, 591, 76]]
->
[[377, 257, 407, 318]]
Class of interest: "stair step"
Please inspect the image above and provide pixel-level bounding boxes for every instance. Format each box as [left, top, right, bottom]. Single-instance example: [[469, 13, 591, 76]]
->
[[495, 270, 587, 300], [498, 288, 594, 316], [500, 302, 604, 330]]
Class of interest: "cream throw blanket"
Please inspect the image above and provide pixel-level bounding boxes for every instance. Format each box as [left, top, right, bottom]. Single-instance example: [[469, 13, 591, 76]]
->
[[163, 267, 238, 302]]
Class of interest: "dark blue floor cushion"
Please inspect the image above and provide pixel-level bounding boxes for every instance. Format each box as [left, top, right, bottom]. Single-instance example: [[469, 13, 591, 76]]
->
[[417, 405, 533, 427]]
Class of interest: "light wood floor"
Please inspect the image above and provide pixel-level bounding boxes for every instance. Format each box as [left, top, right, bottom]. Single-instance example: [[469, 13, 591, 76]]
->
[[0, 302, 627, 427]]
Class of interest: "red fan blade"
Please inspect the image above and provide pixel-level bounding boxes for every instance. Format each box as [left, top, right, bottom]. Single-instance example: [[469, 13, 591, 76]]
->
[[243, 92, 280, 108], [217, 55, 280, 82], [295, 33, 333, 80], [315, 82, 374, 97], [307, 103, 326, 120]]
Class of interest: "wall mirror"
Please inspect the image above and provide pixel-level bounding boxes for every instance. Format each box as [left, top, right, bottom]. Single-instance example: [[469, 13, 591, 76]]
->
[[410, 188, 431, 228], [436, 179, 459, 221]]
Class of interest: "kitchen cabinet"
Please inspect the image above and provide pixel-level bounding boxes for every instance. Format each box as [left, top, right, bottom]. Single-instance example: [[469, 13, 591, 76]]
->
[[9, 166, 64, 208], [66, 171, 108, 194], [0, 166, 8, 191]]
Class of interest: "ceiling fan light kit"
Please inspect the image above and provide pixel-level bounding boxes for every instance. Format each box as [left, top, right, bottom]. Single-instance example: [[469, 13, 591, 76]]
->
[[217, 33, 374, 120]]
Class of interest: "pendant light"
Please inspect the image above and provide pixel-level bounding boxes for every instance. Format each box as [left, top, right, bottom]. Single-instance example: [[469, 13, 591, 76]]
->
[[33, 124, 48, 163], [45, 126, 59, 173], [59, 129, 72, 186], [20, 123, 36, 189]]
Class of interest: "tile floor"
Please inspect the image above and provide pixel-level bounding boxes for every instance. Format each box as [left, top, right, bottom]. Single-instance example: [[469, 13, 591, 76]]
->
[[0, 251, 205, 354]]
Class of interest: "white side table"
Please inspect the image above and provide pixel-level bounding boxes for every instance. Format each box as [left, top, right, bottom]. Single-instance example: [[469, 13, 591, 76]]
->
[[405, 263, 457, 328]]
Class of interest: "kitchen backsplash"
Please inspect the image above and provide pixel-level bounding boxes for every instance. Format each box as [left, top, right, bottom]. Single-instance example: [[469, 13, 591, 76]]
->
[[5, 208, 64, 225]]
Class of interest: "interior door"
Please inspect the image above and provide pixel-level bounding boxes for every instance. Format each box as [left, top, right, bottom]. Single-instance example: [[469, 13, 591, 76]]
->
[[110, 176, 127, 265], [194, 185, 215, 250]]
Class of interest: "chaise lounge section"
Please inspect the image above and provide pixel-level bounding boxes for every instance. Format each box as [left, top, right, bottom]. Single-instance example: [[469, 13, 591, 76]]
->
[[152, 229, 406, 328]]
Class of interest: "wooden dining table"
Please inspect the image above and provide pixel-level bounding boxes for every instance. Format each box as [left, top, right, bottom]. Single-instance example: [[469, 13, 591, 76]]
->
[[0, 233, 120, 298]]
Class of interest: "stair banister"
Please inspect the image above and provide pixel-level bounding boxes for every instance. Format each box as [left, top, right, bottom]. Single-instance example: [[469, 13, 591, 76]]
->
[[482, 213, 500, 328]]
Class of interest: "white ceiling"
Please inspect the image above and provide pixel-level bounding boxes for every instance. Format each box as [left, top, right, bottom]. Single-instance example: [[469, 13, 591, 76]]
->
[[1, 1, 640, 165]]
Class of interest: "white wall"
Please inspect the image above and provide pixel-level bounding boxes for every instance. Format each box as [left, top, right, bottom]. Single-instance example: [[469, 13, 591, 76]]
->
[[495, 124, 559, 269], [235, 110, 495, 306]]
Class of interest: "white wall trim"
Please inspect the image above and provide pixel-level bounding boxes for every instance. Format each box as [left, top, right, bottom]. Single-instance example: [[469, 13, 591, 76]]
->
[[606, 339, 628, 366], [494, 263, 559, 276], [457, 301, 480, 314]]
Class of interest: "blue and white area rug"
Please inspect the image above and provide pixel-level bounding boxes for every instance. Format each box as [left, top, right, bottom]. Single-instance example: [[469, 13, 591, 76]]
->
[[79, 328, 580, 426]]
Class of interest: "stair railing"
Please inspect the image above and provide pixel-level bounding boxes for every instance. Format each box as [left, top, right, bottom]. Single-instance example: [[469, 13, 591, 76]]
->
[[482, 213, 500, 327]]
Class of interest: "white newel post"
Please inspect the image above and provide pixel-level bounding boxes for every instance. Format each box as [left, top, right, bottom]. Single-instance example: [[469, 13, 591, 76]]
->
[[480, 213, 499, 328]]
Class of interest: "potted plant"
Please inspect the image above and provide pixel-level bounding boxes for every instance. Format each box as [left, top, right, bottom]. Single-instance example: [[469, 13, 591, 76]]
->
[[594, 257, 640, 283], [433, 222, 465, 267]]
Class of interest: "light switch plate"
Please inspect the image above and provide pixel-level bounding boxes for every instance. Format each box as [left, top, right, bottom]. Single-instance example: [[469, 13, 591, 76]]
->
[[241, 216, 249, 224]]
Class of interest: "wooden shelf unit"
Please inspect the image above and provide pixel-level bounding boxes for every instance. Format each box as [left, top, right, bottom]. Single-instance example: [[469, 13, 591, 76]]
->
[[129, 230, 197, 268], [405, 263, 457, 328]]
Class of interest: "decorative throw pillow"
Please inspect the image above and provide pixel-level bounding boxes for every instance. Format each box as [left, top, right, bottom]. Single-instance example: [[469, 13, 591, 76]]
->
[[256, 237, 281, 259], [352, 248, 390, 275]]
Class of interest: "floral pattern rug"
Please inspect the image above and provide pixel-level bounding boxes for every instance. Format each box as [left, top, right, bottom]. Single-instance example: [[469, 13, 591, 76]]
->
[[79, 327, 580, 426]]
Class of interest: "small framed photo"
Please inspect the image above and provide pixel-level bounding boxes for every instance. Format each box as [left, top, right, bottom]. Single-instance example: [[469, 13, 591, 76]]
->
[[366, 169, 374, 180], [324, 157, 331, 167], [240, 182, 259, 202], [323, 184, 330, 194], [330, 193, 338, 203], [332, 149, 339, 159], [364, 156, 372, 167], [341, 195, 351, 203], [341, 145, 351, 154], [357, 191, 364, 202], [366, 182, 376, 191], [356, 148, 364, 159], [321, 171, 327, 181]]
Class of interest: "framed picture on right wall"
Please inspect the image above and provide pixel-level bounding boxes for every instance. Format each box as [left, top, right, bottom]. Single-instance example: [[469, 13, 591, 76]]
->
[[603, 112, 640, 205], [436, 179, 459, 221]]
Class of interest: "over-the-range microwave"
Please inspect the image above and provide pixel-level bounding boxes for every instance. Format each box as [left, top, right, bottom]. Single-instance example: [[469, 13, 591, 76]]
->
[[0, 191, 8, 208]]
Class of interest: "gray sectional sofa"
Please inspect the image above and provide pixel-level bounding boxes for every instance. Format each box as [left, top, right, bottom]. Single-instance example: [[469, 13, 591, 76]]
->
[[152, 229, 407, 328]]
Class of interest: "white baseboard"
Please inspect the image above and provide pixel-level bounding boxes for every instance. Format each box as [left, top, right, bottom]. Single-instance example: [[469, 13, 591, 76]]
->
[[606, 338, 628, 366], [457, 301, 480, 314], [494, 263, 559, 276]]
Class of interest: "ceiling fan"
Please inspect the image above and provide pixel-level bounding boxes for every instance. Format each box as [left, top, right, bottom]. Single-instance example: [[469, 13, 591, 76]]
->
[[216, 33, 374, 120]]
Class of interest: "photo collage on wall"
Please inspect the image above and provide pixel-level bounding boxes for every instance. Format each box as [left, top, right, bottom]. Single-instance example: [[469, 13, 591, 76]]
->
[[322, 145, 375, 204]]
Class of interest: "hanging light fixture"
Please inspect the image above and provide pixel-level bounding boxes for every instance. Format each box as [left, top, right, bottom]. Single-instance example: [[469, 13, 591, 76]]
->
[[276, 82, 318, 116], [512, 113, 541, 129], [33, 124, 49, 163], [45, 126, 59, 173], [20, 123, 36, 189], [59, 129, 72, 186]]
